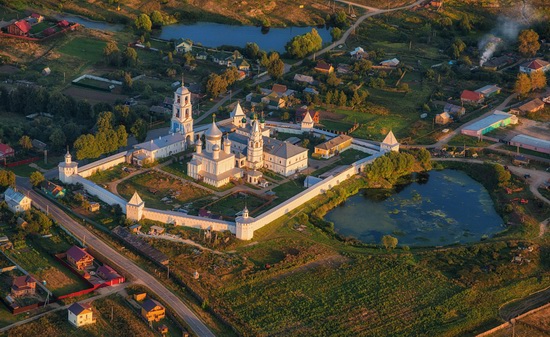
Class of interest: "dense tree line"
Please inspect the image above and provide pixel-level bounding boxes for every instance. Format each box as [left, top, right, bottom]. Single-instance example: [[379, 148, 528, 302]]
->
[[73, 111, 128, 160], [0, 170, 15, 189]]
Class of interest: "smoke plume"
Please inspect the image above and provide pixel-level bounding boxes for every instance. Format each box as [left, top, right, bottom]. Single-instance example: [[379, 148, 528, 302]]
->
[[479, 17, 522, 66]]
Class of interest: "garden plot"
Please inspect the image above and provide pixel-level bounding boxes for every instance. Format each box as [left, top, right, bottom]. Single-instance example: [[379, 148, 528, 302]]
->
[[117, 170, 212, 210]]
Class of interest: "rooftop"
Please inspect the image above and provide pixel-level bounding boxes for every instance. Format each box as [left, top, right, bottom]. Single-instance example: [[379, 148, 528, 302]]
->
[[510, 134, 550, 150], [463, 111, 514, 132], [66, 245, 93, 263], [315, 135, 353, 150], [135, 134, 185, 152], [68, 302, 92, 315]]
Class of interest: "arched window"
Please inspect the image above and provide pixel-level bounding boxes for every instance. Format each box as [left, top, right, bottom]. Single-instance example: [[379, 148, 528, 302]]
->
[[176, 109, 180, 119]]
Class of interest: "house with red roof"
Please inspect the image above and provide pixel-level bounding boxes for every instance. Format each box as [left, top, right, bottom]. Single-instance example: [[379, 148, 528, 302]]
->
[[58, 20, 70, 28], [460, 90, 484, 105], [0, 143, 14, 159], [519, 59, 550, 74], [66, 246, 94, 270], [7, 20, 31, 36], [97, 265, 125, 285], [314, 60, 334, 74], [11, 275, 36, 297]]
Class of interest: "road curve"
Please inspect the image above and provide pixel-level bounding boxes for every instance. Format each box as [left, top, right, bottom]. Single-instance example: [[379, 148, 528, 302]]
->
[[15, 177, 216, 337]]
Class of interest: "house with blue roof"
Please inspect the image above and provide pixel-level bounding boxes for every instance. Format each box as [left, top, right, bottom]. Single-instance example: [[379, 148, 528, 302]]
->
[[3, 187, 32, 213]]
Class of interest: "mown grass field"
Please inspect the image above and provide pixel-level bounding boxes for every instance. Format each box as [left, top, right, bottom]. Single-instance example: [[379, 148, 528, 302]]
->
[[58, 37, 107, 63]]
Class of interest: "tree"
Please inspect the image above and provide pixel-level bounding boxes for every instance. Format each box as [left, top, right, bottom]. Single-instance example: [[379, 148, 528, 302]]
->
[[103, 41, 120, 66], [131, 119, 148, 143], [325, 91, 334, 105], [382, 235, 398, 250], [518, 29, 540, 57], [19, 135, 32, 150], [459, 15, 472, 32], [514, 73, 532, 97], [285, 28, 323, 58], [29, 171, 44, 187], [123, 72, 133, 93], [266, 52, 284, 79], [134, 13, 152, 32], [331, 27, 342, 41], [0, 170, 15, 188], [450, 38, 466, 59], [206, 74, 228, 98], [123, 47, 138, 66], [327, 73, 342, 87], [281, 111, 290, 121], [150, 10, 164, 26], [245, 42, 261, 59], [352, 59, 372, 75], [182, 52, 195, 65], [333, 10, 348, 28], [49, 128, 66, 149], [494, 164, 511, 187], [530, 71, 547, 91], [338, 91, 347, 107]]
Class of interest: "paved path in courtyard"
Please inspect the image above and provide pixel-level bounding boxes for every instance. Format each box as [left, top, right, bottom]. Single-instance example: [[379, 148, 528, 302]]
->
[[15, 177, 216, 337], [0, 283, 128, 333]]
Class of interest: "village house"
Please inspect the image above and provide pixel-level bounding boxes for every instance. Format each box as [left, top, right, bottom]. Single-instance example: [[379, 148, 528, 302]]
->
[[519, 59, 550, 74], [350, 47, 368, 60], [11, 275, 36, 297], [435, 112, 452, 125], [6, 20, 31, 37], [512, 98, 546, 115], [443, 103, 466, 117], [303, 87, 319, 95], [261, 92, 286, 110], [40, 180, 66, 199], [141, 298, 166, 322], [174, 39, 193, 53], [460, 90, 484, 105], [314, 135, 353, 159], [235, 58, 250, 71], [271, 84, 288, 97], [29, 13, 44, 23], [195, 51, 208, 60], [88, 202, 100, 212], [68, 302, 96, 327], [0, 143, 14, 159], [475, 84, 501, 98], [96, 265, 125, 285], [4, 187, 32, 213], [294, 73, 315, 85], [314, 60, 334, 74], [66, 245, 94, 270], [380, 58, 400, 67]]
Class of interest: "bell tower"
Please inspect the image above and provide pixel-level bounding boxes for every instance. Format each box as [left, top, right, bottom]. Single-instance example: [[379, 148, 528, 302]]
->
[[171, 78, 194, 145], [247, 117, 264, 170]]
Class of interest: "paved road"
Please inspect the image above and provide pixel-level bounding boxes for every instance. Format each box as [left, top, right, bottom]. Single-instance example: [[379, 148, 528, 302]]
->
[[15, 177, 216, 337]]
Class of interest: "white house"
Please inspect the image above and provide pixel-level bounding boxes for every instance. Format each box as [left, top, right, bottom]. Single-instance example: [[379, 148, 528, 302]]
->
[[350, 47, 368, 59], [519, 59, 550, 74], [68, 302, 95, 327], [3, 187, 31, 213], [380, 58, 400, 67], [174, 39, 193, 53]]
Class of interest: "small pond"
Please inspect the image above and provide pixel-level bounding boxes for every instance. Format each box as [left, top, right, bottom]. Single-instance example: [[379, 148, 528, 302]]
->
[[324, 170, 505, 246], [159, 22, 332, 52], [55, 14, 124, 31]]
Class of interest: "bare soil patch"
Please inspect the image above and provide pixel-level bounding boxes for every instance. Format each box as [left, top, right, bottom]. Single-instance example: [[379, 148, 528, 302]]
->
[[63, 86, 128, 105]]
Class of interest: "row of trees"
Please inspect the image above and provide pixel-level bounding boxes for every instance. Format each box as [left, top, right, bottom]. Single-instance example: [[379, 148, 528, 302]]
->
[[205, 67, 241, 97], [73, 111, 128, 160], [324, 89, 369, 108], [365, 149, 432, 184], [514, 71, 547, 98], [104, 42, 139, 67]]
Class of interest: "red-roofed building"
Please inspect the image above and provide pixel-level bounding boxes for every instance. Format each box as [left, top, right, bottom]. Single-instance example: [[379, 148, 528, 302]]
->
[[58, 20, 70, 28], [314, 60, 334, 74], [271, 84, 288, 95], [519, 59, 550, 74], [66, 246, 94, 270], [97, 265, 125, 285], [11, 275, 36, 297], [0, 143, 14, 159], [30, 13, 44, 22], [460, 90, 484, 105], [7, 20, 31, 36]]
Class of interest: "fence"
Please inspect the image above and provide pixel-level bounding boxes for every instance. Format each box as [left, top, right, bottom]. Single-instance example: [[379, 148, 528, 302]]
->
[[2, 157, 39, 167]]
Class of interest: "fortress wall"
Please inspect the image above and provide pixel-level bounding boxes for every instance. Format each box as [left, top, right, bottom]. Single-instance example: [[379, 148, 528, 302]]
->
[[142, 208, 235, 233]]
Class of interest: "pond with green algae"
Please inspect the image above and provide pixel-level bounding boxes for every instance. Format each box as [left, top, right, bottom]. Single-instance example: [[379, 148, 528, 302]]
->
[[325, 170, 505, 246]]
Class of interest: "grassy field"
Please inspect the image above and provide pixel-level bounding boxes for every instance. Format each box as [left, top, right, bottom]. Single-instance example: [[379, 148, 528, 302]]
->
[[88, 164, 129, 184], [58, 37, 107, 64], [447, 134, 494, 147], [205, 191, 268, 218], [117, 170, 211, 210]]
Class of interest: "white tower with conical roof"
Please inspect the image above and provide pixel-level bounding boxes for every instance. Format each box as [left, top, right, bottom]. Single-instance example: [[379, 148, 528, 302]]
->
[[58, 149, 78, 183], [230, 101, 246, 127], [380, 130, 400, 153], [126, 191, 144, 221], [301, 111, 314, 130], [171, 80, 194, 145]]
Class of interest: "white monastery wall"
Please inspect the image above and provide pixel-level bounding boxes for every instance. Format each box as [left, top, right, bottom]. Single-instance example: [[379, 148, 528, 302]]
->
[[79, 152, 128, 178], [71, 175, 128, 211], [142, 208, 235, 233]]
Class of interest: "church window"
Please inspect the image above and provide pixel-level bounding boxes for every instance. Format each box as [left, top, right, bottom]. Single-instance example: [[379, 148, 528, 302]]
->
[[177, 97, 180, 104], [185, 97, 189, 105]]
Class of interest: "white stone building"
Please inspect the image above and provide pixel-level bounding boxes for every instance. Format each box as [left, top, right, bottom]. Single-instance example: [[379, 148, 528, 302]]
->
[[132, 133, 186, 166], [67, 302, 95, 327], [170, 83, 194, 145], [187, 119, 243, 187], [3, 187, 31, 213]]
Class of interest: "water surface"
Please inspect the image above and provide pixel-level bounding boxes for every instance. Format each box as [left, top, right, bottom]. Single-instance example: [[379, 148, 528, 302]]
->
[[325, 170, 504, 246]]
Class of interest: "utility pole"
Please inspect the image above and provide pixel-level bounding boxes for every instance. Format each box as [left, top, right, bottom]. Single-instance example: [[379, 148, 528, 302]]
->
[[167, 263, 170, 279]]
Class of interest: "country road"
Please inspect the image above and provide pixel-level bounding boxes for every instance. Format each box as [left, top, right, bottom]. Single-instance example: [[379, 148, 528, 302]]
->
[[15, 177, 215, 337]]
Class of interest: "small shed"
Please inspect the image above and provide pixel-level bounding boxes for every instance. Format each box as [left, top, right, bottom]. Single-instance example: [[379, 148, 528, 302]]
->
[[88, 202, 100, 212]]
